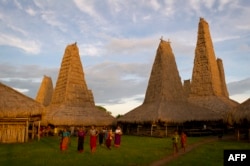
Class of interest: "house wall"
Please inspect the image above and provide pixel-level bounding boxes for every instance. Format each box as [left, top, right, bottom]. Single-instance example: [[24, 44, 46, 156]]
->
[[0, 124, 26, 143]]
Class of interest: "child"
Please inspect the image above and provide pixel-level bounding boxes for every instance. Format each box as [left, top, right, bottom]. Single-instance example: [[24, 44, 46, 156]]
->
[[172, 130, 179, 155], [180, 131, 187, 152]]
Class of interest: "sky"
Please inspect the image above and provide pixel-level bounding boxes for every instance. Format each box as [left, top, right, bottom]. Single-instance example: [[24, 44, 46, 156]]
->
[[0, 0, 250, 117]]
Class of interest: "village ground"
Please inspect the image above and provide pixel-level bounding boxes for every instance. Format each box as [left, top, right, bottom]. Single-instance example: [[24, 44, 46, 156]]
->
[[0, 134, 249, 166]]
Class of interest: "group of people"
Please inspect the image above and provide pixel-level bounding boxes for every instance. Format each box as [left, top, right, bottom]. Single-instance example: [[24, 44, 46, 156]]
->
[[172, 130, 187, 155], [60, 125, 123, 153]]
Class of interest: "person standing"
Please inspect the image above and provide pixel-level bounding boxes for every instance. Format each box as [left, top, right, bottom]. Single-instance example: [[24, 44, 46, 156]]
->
[[99, 126, 106, 146], [114, 126, 122, 147], [180, 131, 187, 152], [60, 128, 71, 152], [89, 125, 98, 153], [172, 130, 179, 155], [77, 127, 87, 153], [106, 129, 113, 149]]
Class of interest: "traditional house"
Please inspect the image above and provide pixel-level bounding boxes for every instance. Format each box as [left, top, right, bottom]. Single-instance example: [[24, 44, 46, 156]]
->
[[118, 39, 222, 137], [230, 98, 250, 141], [0, 82, 43, 143], [42, 43, 115, 132], [186, 18, 238, 119]]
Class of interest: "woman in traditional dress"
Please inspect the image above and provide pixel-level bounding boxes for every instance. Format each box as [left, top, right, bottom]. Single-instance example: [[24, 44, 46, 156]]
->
[[60, 128, 71, 152], [77, 127, 87, 153], [105, 129, 113, 149], [114, 126, 122, 147], [89, 125, 98, 153]]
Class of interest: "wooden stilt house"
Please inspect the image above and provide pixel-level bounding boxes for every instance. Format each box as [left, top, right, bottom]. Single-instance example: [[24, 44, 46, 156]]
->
[[0, 82, 43, 143]]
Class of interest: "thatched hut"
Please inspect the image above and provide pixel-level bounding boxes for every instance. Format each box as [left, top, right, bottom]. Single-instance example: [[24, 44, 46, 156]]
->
[[230, 98, 250, 140], [42, 43, 115, 132], [0, 82, 43, 143], [118, 39, 223, 137], [186, 18, 238, 119]]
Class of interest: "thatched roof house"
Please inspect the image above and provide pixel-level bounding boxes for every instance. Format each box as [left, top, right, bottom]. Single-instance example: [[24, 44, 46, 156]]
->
[[0, 82, 44, 143], [118, 101, 221, 124], [185, 18, 238, 118], [118, 39, 221, 135], [43, 43, 115, 127], [231, 98, 250, 124]]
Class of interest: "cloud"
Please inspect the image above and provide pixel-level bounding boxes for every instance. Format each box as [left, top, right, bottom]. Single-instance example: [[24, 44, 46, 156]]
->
[[85, 61, 150, 104], [227, 78, 250, 96], [40, 11, 67, 32], [73, 0, 102, 21], [0, 34, 41, 54], [105, 37, 159, 55]]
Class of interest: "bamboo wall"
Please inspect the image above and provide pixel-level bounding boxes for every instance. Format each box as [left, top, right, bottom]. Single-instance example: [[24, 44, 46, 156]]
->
[[0, 124, 26, 143]]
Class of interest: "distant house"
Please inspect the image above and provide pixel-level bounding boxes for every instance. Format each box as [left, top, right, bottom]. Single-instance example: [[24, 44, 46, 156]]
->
[[0, 82, 43, 143]]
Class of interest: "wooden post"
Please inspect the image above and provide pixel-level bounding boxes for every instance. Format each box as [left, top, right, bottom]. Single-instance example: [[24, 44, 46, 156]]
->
[[38, 121, 41, 141], [165, 124, 168, 137], [25, 120, 29, 142], [32, 122, 35, 140], [237, 129, 240, 141]]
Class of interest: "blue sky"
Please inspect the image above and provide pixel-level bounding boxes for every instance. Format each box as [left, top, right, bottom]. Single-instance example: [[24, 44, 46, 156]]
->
[[0, 0, 249, 116]]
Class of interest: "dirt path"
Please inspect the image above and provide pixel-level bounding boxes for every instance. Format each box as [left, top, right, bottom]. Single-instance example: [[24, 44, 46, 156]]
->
[[149, 136, 230, 166]]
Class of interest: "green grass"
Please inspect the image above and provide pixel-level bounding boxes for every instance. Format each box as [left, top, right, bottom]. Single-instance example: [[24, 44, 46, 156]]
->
[[0, 135, 249, 166], [167, 139, 250, 166]]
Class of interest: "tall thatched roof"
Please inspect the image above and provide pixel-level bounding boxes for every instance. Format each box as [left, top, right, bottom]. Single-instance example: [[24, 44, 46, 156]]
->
[[118, 101, 221, 123], [46, 104, 115, 126], [187, 18, 238, 117], [43, 43, 115, 126], [36, 75, 53, 107], [118, 39, 221, 124], [231, 98, 250, 123], [0, 82, 43, 118]]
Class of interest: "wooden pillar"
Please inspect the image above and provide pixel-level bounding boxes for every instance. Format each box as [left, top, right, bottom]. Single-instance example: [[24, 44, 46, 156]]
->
[[237, 129, 240, 141], [38, 121, 41, 141], [25, 120, 29, 142], [32, 122, 35, 140], [165, 124, 168, 137], [151, 125, 153, 136]]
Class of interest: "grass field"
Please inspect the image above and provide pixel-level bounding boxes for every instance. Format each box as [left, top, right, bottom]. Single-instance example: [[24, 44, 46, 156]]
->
[[0, 135, 249, 166]]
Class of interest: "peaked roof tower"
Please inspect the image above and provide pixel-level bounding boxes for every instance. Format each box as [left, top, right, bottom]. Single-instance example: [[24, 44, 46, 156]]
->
[[190, 17, 229, 97], [45, 43, 115, 126], [51, 43, 94, 106], [36, 75, 53, 107], [188, 18, 238, 117], [118, 39, 220, 123], [144, 39, 186, 103]]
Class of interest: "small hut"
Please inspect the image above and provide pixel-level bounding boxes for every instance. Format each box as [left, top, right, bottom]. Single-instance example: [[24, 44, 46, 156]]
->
[[0, 82, 43, 143], [230, 98, 250, 140]]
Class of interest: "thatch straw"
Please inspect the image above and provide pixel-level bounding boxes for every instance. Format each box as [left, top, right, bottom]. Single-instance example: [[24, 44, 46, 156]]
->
[[188, 96, 238, 119], [44, 104, 116, 126], [0, 82, 44, 118], [35, 75, 53, 106], [231, 98, 250, 123], [118, 100, 222, 124]]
